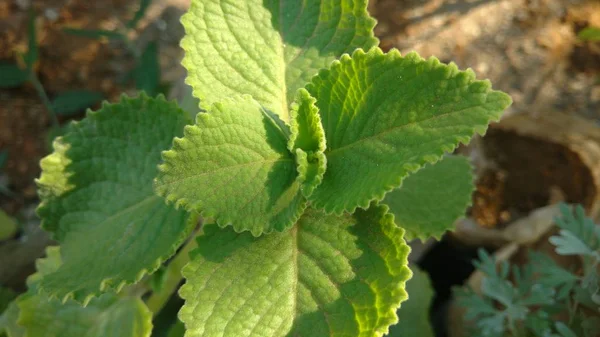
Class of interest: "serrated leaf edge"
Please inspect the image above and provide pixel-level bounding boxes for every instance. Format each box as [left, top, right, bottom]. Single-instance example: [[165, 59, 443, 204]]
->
[[307, 48, 512, 215], [154, 95, 308, 237], [35, 93, 197, 305], [179, 0, 380, 115], [396, 155, 476, 242], [177, 204, 413, 337], [294, 149, 327, 198]]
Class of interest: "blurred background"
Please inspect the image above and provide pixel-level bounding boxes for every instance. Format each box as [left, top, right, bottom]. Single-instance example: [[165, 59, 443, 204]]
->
[[1, 0, 599, 336]]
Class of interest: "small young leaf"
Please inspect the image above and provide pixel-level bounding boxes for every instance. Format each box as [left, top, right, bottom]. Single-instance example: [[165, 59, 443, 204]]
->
[[155, 95, 306, 236], [554, 203, 599, 251], [181, 0, 378, 121], [135, 42, 160, 95], [529, 251, 578, 290], [306, 48, 512, 214], [179, 205, 411, 337], [387, 266, 435, 337], [383, 155, 474, 241], [127, 0, 153, 29], [36, 94, 195, 303], [63, 28, 125, 40], [0, 64, 29, 88], [51, 90, 103, 116], [549, 230, 596, 257], [289, 89, 326, 197]]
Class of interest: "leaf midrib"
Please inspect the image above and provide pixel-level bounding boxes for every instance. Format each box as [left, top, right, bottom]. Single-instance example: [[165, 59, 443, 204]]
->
[[156, 157, 294, 187]]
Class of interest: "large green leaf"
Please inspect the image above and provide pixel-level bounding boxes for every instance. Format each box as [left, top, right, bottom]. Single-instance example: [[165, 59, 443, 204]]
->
[[179, 205, 411, 337], [36, 94, 195, 303], [1, 247, 152, 337], [383, 155, 474, 241], [306, 48, 511, 214], [180, 0, 377, 121], [387, 266, 435, 337], [155, 95, 306, 236]]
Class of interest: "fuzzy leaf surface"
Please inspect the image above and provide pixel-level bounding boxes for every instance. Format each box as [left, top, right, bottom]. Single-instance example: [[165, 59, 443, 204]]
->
[[155, 95, 306, 236], [306, 48, 511, 213], [5, 247, 152, 337], [36, 94, 194, 303], [383, 155, 474, 241], [181, 0, 377, 121], [179, 205, 411, 337]]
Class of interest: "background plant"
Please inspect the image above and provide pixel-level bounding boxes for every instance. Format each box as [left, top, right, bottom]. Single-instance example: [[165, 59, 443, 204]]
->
[[0, 0, 511, 336], [455, 203, 600, 337]]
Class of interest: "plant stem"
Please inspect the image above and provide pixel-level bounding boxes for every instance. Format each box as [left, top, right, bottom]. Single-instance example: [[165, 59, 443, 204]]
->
[[30, 74, 59, 128], [146, 232, 199, 316]]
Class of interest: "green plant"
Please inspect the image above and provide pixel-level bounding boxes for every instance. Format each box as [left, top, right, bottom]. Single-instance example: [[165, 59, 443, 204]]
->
[[63, 0, 162, 96], [0, 11, 104, 125], [578, 27, 600, 42], [455, 203, 600, 337], [0, 0, 511, 336]]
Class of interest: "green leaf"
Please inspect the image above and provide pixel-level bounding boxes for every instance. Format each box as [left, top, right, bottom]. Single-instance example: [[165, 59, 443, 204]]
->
[[135, 42, 160, 95], [387, 266, 434, 337], [0, 288, 17, 315], [578, 27, 600, 42], [0, 301, 24, 337], [555, 322, 578, 337], [6, 247, 153, 337], [289, 89, 326, 197], [36, 94, 195, 303], [63, 28, 125, 40], [553, 203, 600, 251], [17, 293, 152, 337], [166, 321, 185, 337], [180, 0, 378, 121], [549, 230, 596, 257], [529, 251, 578, 290], [0, 64, 28, 88], [155, 95, 306, 236], [179, 205, 411, 337], [25, 10, 38, 72], [127, 0, 153, 29], [306, 48, 512, 214], [383, 155, 473, 241], [0, 210, 18, 241], [51, 90, 103, 116]]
